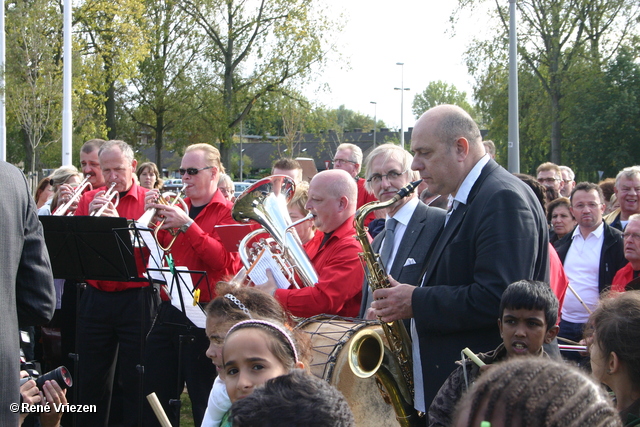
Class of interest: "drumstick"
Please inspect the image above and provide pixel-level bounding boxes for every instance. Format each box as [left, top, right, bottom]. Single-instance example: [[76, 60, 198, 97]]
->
[[146, 393, 172, 427], [567, 283, 592, 315]]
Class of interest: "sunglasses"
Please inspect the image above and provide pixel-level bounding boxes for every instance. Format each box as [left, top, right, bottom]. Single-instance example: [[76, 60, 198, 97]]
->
[[179, 166, 213, 176]]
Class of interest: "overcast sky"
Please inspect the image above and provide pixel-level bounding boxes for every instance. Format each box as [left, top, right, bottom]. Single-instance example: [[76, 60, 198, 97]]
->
[[305, 0, 493, 132]]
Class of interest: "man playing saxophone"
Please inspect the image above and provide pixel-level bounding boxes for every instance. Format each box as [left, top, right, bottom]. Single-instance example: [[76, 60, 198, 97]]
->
[[142, 143, 241, 427], [73, 139, 153, 426], [256, 169, 364, 318]]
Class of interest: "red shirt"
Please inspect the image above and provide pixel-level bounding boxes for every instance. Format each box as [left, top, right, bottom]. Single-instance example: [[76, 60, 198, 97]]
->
[[548, 243, 568, 324], [275, 215, 364, 317], [75, 181, 149, 291], [612, 262, 633, 292], [156, 190, 241, 302], [356, 177, 377, 227]]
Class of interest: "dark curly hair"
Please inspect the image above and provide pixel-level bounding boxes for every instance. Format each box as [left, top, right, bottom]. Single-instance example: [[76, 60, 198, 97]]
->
[[454, 357, 620, 427]]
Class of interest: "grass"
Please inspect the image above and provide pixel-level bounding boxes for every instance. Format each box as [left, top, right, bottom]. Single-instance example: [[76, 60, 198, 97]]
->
[[180, 391, 195, 427]]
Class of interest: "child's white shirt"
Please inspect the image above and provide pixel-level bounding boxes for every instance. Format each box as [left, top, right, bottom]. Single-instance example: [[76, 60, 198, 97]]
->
[[201, 376, 231, 427]]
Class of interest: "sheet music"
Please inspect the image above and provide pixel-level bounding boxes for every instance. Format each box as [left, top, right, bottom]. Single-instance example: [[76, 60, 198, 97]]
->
[[136, 222, 166, 283], [247, 249, 291, 289], [164, 266, 207, 328]]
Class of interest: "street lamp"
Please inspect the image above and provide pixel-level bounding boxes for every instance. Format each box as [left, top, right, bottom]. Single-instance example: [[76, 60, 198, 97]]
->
[[394, 62, 410, 147], [370, 101, 377, 148]]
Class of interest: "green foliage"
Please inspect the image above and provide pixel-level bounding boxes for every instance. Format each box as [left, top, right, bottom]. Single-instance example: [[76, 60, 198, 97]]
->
[[5, 0, 63, 181], [411, 81, 475, 119], [457, 0, 640, 171], [180, 0, 343, 167]]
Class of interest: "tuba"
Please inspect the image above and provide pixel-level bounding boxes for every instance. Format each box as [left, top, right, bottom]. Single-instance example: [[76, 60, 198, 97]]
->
[[232, 175, 318, 288], [353, 179, 423, 426]]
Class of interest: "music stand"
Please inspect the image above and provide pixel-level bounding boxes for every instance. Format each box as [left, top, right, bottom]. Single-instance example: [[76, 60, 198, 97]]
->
[[40, 216, 138, 281], [146, 265, 209, 424], [40, 216, 147, 427]]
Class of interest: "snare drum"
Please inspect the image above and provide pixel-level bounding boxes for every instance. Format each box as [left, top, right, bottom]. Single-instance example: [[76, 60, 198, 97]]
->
[[296, 315, 400, 427]]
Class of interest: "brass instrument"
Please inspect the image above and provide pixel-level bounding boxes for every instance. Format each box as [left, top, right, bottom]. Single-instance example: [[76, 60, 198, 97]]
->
[[232, 175, 318, 288], [90, 182, 120, 217], [353, 179, 422, 426], [53, 175, 93, 216], [148, 184, 189, 252]]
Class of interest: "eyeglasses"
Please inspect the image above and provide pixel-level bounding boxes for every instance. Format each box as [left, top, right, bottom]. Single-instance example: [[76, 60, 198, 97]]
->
[[179, 166, 213, 176], [538, 177, 560, 184], [332, 159, 357, 166], [623, 232, 640, 242], [367, 170, 407, 183]]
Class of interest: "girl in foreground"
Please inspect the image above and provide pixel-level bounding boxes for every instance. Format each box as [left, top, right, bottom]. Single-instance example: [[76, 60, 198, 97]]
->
[[589, 291, 640, 426], [219, 319, 306, 426], [201, 284, 290, 427]]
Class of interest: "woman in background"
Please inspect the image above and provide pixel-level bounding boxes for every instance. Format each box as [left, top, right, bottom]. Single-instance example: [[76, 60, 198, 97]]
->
[[137, 162, 162, 190], [35, 175, 54, 209], [548, 197, 576, 244]]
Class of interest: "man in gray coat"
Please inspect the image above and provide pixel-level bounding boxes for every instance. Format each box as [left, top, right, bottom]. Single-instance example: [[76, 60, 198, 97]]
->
[[359, 143, 446, 318], [0, 161, 55, 425]]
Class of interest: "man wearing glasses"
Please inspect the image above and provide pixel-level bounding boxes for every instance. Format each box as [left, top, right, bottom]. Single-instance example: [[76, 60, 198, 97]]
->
[[142, 143, 241, 427], [536, 162, 564, 202], [359, 144, 446, 318], [332, 143, 378, 225], [611, 214, 640, 291]]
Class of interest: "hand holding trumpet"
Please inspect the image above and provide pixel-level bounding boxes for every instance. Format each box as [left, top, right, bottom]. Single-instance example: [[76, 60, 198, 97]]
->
[[143, 186, 190, 230]]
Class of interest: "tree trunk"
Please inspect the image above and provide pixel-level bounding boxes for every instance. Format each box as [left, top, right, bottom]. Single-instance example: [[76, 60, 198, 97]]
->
[[155, 112, 164, 172], [106, 80, 116, 139]]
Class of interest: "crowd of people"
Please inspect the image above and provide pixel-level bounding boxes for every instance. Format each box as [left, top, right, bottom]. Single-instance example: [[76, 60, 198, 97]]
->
[[3, 104, 640, 427]]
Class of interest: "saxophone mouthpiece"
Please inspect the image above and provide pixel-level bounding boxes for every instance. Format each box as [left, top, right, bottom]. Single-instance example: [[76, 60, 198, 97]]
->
[[396, 179, 423, 199]]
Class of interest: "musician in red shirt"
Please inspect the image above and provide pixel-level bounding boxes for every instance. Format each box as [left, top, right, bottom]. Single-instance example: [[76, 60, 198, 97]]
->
[[74, 140, 151, 426], [142, 143, 241, 427], [257, 169, 364, 318]]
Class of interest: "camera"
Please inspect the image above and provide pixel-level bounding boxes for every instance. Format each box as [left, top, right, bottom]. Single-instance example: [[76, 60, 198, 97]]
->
[[20, 364, 73, 391]]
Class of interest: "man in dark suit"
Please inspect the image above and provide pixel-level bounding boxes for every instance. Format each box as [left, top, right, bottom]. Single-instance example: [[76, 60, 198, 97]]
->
[[371, 105, 549, 413], [359, 143, 446, 318], [0, 161, 55, 425]]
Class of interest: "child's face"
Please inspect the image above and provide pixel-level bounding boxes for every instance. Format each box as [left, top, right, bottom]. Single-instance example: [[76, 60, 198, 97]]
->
[[205, 316, 237, 373], [498, 308, 557, 357], [222, 328, 289, 402]]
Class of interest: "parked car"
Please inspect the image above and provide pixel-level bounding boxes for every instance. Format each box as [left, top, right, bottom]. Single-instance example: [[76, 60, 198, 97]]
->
[[163, 178, 183, 192], [233, 182, 251, 198]]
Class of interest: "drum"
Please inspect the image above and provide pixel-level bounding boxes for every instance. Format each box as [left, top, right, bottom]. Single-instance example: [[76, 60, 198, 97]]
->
[[296, 315, 401, 427]]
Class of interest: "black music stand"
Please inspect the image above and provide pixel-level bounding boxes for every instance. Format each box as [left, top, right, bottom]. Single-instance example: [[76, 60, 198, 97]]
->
[[146, 265, 209, 425], [40, 216, 138, 281], [40, 216, 145, 427]]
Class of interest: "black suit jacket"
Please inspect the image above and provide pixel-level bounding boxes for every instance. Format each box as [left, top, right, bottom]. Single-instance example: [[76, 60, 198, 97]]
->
[[553, 222, 625, 293], [0, 162, 55, 425], [359, 201, 446, 317], [412, 159, 549, 408]]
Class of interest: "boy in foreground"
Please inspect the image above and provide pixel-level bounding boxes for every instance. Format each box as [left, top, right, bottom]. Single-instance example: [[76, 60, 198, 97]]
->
[[428, 280, 560, 427]]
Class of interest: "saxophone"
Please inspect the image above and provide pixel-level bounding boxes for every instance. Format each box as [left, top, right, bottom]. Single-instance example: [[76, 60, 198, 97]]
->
[[354, 179, 422, 426]]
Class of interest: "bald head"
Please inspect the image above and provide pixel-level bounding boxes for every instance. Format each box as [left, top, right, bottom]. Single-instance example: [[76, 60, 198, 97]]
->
[[411, 105, 485, 197], [306, 169, 357, 232]]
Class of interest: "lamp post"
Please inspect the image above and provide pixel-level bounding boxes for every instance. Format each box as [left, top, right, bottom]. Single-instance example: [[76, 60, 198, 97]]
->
[[239, 121, 244, 181], [394, 62, 410, 147], [370, 101, 377, 148], [508, 0, 520, 173]]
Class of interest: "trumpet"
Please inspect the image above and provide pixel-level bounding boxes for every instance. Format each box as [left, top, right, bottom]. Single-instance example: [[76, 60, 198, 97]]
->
[[137, 184, 189, 252], [53, 175, 93, 216], [90, 182, 120, 217]]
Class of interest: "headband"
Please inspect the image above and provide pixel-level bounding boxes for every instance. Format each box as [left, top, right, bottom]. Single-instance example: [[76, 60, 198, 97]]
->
[[224, 294, 252, 318], [226, 319, 298, 364]]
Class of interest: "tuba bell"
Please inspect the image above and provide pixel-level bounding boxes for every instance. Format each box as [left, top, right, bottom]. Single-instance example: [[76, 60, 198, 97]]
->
[[232, 175, 318, 289]]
